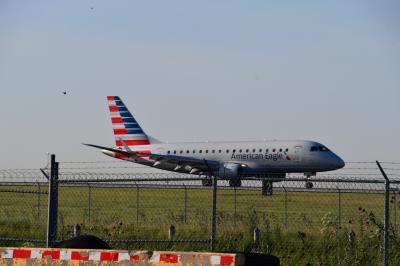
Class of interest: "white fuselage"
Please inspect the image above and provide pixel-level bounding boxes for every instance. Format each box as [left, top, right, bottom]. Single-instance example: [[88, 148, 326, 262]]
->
[[103, 139, 345, 176]]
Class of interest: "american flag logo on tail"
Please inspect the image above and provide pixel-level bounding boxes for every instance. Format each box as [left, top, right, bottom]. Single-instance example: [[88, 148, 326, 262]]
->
[[107, 96, 150, 147]]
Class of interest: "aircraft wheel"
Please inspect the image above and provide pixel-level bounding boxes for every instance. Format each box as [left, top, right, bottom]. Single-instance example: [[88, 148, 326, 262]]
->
[[305, 181, 313, 189], [202, 178, 213, 187], [262, 180, 273, 196], [229, 179, 242, 187]]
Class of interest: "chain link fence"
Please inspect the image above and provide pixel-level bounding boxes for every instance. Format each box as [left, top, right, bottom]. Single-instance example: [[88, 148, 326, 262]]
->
[[0, 158, 399, 265], [0, 174, 48, 245], [57, 179, 213, 246]]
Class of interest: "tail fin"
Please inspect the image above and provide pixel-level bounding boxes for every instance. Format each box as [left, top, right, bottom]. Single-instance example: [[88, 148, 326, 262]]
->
[[107, 96, 150, 147]]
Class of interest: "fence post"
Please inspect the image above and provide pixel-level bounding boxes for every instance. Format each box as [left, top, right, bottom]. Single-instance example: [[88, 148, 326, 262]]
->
[[394, 189, 398, 230], [253, 227, 260, 248], [87, 183, 91, 223], [337, 187, 341, 228], [210, 175, 217, 251], [233, 186, 237, 227], [183, 184, 187, 223], [377, 161, 389, 266], [37, 181, 41, 219], [283, 186, 288, 229], [74, 224, 81, 237], [46, 154, 58, 247], [136, 184, 140, 225], [169, 224, 176, 240]]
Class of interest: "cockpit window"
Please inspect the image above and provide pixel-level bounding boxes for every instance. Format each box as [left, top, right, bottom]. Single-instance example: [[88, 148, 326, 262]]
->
[[310, 146, 330, 152], [310, 146, 319, 152], [319, 146, 330, 152]]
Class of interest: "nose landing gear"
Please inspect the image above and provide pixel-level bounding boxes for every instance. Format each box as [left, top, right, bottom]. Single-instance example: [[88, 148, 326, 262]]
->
[[304, 172, 316, 189]]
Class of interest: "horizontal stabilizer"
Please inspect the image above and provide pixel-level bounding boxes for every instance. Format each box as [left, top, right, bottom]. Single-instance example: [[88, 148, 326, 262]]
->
[[82, 143, 133, 157]]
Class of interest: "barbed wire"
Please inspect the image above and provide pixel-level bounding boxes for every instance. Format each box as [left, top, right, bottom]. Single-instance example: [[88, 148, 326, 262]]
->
[[0, 169, 397, 176], [345, 161, 400, 164], [60, 160, 133, 164], [59, 160, 400, 164], [56, 166, 400, 170], [0, 171, 397, 181], [292, 173, 397, 176], [60, 166, 157, 170], [0, 168, 47, 171], [51, 167, 400, 173], [343, 167, 400, 171]]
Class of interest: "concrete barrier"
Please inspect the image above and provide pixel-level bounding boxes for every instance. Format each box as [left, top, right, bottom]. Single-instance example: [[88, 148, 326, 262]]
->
[[0, 248, 244, 265]]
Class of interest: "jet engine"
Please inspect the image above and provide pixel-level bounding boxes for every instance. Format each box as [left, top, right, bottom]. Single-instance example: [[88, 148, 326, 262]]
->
[[218, 163, 242, 178], [217, 163, 244, 187]]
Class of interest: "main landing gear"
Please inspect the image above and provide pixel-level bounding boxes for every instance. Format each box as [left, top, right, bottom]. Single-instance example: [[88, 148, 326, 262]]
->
[[229, 179, 242, 187], [262, 180, 273, 196], [304, 172, 316, 189], [202, 178, 213, 187]]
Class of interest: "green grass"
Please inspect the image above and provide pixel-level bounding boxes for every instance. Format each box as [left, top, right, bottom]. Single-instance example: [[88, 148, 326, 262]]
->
[[0, 184, 399, 265]]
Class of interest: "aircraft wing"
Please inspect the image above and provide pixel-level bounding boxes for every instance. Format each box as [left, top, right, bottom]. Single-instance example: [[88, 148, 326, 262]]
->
[[83, 143, 220, 172], [147, 153, 220, 172]]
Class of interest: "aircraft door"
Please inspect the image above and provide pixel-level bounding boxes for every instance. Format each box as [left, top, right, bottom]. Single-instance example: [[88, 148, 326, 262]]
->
[[293, 146, 302, 162]]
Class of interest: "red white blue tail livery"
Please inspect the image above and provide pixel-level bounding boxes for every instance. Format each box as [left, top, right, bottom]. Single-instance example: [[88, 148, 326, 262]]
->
[[107, 96, 150, 147]]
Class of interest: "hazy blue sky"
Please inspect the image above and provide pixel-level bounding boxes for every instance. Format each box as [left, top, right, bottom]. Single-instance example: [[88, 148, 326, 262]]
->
[[0, 1, 399, 169]]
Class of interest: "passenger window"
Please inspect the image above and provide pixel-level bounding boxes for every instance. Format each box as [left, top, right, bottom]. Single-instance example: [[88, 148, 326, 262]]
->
[[167, 151, 170, 154], [246, 149, 249, 153], [279, 148, 282, 152], [226, 149, 229, 153], [205, 150, 208, 153], [233, 149, 236, 153], [273, 149, 276, 152], [212, 150, 215, 153], [218, 150, 221, 153], [199, 150, 202, 153], [252, 149, 256, 152], [239, 149, 242, 153], [285, 148, 289, 152], [186, 150, 189, 154], [259, 149, 262, 152], [180, 150, 183, 154], [174, 151, 177, 154], [193, 150, 196, 154], [266, 149, 269, 153]]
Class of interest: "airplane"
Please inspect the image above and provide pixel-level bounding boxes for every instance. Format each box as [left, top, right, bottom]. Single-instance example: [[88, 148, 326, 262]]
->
[[84, 96, 345, 195]]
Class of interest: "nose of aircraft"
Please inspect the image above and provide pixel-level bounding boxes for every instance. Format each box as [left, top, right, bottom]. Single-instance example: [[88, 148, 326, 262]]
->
[[331, 154, 345, 170]]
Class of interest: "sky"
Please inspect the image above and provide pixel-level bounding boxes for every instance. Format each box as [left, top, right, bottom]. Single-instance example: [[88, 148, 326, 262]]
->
[[0, 1, 399, 169]]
